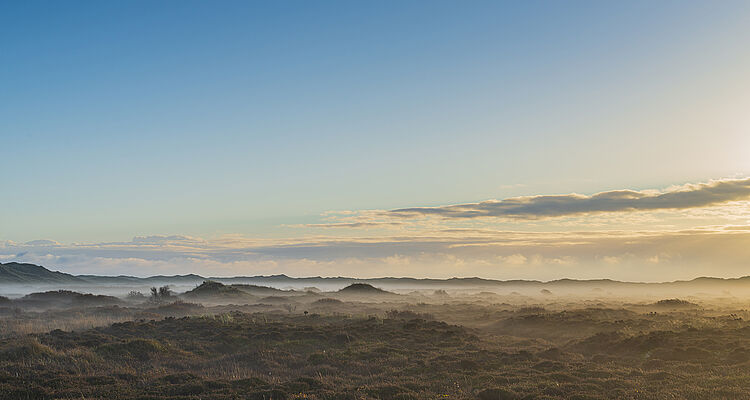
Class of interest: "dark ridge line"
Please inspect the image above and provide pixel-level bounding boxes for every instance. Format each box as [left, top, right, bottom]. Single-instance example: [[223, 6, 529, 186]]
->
[[2, 262, 750, 286]]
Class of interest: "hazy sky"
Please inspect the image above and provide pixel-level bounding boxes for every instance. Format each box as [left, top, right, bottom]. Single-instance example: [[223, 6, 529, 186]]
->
[[2, 1, 750, 280]]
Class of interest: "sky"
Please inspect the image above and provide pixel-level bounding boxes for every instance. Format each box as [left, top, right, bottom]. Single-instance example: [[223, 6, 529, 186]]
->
[[2, 1, 750, 281]]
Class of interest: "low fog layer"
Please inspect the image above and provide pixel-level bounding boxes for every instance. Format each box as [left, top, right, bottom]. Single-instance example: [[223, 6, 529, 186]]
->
[[3, 262, 750, 399], [3, 262, 750, 300]]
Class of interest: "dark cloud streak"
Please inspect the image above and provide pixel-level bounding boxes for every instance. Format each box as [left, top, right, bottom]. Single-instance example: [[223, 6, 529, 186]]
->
[[389, 178, 750, 219]]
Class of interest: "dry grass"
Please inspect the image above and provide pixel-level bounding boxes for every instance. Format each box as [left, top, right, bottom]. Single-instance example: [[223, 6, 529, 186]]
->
[[1, 293, 750, 399]]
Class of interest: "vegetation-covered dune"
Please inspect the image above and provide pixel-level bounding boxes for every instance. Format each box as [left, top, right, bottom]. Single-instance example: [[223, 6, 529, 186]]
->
[[14, 290, 123, 309], [334, 283, 401, 301], [651, 298, 700, 309], [2, 263, 750, 399], [182, 281, 257, 302], [0, 312, 748, 399], [338, 283, 392, 294]]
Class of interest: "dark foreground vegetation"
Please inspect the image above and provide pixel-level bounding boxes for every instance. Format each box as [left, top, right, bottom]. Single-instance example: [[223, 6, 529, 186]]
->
[[1, 311, 749, 399], [1, 280, 750, 399]]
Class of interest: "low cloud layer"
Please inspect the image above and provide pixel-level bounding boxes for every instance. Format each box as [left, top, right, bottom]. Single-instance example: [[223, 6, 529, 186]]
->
[[3, 227, 750, 281], [3, 178, 749, 281], [389, 177, 750, 219]]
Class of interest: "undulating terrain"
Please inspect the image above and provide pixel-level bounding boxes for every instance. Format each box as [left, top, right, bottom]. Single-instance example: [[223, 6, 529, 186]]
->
[[1, 263, 750, 399]]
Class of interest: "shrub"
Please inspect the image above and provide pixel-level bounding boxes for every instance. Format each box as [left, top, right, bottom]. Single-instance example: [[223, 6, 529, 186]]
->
[[126, 291, 146, 301], [149, 286, 173, 304]]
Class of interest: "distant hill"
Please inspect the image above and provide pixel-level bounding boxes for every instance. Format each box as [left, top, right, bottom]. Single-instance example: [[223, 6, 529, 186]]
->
[[230, 284, 303, 297], [651, 299, 700, 309], [79, 273, 205, 285], [4, 262, 750, 294], [338, 283, 391, 294], [182, 281, 255, 300], [0, 262, 86, 284], [15, 290, 122, 308], [336, 283, 401, 299]]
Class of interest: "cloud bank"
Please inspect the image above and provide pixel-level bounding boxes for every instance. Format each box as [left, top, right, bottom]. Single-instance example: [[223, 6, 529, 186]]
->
[[389, 177, 750, 219], [3, 227, 750, 281], [2, 177, 749, 281]]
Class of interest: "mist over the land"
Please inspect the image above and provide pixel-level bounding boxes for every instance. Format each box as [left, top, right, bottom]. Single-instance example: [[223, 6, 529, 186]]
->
[[3, 261, 750, 301], [2, 261, 750, 399]]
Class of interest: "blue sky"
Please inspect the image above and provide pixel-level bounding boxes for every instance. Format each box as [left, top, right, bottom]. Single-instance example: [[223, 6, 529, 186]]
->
[[2, 1, 750, 279]]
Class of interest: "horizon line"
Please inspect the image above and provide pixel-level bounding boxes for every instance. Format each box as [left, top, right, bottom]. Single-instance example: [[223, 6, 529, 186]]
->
[[2, 261, 749, 286]]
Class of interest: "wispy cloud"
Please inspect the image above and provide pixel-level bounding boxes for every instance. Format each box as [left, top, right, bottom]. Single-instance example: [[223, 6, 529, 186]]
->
[[388, 177, 750, 219], [3, 178, 750, 281]]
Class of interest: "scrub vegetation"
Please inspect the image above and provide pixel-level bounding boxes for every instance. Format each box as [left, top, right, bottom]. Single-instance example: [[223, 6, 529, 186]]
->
[[1, 279, 750, 399]]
